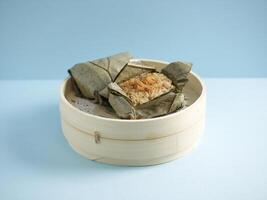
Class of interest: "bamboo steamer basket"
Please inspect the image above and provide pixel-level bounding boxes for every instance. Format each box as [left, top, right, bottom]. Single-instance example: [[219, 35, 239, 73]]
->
[[60, 59, 206, 166]]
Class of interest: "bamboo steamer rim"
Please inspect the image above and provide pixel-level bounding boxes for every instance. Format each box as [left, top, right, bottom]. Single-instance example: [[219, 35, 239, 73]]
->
[[60, 59, 206, 123]]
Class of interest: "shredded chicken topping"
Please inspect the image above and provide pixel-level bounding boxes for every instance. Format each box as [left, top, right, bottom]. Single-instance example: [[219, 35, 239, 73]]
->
[[119, 72, 174, 106]]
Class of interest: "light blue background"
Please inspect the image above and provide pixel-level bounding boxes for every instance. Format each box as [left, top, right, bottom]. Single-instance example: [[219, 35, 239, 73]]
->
[[1, 0, 267, 79]]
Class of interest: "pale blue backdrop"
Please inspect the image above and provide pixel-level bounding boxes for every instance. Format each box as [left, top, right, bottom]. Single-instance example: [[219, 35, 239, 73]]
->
[[0, 0, 266, 79]]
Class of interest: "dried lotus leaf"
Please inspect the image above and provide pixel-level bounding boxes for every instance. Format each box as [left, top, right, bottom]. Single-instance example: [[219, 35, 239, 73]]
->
[[127, 60, 156, 69], [115, 60, 155, 83], [107, 82, 135, 119], [168, 93, 184, 113], [135, 91, 178, 119], [69, 77, 82, 97], [90, 52, 132, 81], [108, 82, 129, 98], [161, 61, 192, 91], [109, 93, 136, 119], [69, 62, 112, 99], [98, 87, 109, 99], [69, 52, 132, 99]]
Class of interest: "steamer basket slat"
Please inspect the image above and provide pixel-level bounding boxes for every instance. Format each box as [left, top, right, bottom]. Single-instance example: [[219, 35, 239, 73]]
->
[[60, 59, 206, 166]]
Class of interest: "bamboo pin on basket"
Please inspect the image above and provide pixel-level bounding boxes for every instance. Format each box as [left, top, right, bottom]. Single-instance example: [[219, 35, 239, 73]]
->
[[60, 59, 206, 166]]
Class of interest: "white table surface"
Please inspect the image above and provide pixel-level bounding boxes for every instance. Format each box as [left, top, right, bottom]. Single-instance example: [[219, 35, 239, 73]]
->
[[1, 79, 267, 200]]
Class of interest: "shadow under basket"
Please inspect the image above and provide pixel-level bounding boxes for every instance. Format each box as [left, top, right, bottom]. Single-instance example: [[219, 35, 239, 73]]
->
[[60, 59, 206, 166]]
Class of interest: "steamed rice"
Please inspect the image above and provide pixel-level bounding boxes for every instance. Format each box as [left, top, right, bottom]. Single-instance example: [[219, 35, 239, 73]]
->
[[119, 72, 174, 106]]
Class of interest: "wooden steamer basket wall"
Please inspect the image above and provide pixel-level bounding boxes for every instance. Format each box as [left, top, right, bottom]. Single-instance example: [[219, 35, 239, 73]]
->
[[60, 59, 206, 166]]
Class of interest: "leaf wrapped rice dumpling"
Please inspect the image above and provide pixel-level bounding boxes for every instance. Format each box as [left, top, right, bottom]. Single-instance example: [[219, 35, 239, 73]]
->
[[108, 61, 191, 119], [68, 52, 192, 119], [68, 52, 132, 100]]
